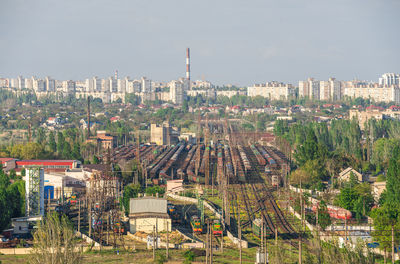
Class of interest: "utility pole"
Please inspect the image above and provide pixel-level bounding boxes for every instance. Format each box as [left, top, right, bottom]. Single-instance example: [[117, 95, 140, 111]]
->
[[210, 221, 213, 264], [88, 195, 92, 238], [166, 220, 169, 260], [392, 225, 395, 264], [153, 225, 155, 261], [239, 205, 242, 264], [206, 220, 209, 264], [299, 237, 302, 264], [78, 199, 81, 233]]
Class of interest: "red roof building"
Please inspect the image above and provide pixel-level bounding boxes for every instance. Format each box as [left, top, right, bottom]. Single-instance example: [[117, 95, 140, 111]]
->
[[16, 160, 81, 170]]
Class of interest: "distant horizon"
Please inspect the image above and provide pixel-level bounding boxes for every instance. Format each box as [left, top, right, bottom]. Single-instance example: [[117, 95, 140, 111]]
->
[[0, 71, 395, 87], [1, 0, 399, 86]]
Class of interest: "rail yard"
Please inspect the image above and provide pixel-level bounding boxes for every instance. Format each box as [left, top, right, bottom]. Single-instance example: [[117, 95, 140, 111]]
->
[[105, 118, 299, 250]]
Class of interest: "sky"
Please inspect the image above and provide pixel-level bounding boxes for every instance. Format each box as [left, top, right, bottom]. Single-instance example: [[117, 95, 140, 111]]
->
[[0, 0, 399, 86]]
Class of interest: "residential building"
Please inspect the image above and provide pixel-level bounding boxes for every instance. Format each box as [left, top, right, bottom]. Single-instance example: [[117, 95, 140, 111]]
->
[[372, 181, 386, 202], [379, 73, 400, 86], [319, 78, 341, 101], [343, 84, 400, 104], [62, 80, 76, 94], [169, 80, 187, 105], [247, 81, 294, 100], [45, 76, 55, 92], [17, 76, 25, 90], [299, 78, 320, 99], [141, 77, 152, 93], [32, 77, 45, 92], [338, 167, 363, 182]]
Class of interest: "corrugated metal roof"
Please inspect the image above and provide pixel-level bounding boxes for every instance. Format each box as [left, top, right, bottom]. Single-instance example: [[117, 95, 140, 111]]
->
[[130, 197, 167, 215]]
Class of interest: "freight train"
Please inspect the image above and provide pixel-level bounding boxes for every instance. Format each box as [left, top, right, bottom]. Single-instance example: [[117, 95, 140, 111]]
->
[[311, 203, 352, 220], [251, 145, 266, 166]]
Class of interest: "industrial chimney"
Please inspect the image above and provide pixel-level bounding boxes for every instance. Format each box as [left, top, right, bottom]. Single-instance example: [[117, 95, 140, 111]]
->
[[186, 48, 190, 81]]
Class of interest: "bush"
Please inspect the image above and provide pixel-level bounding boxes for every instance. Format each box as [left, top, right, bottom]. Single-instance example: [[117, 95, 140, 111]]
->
[[156, 252, 167, 264], [184, 249, 196, 262]]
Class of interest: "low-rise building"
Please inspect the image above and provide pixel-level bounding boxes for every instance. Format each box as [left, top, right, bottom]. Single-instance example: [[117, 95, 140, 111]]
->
[[338, 167, 363, 182], [129, 196, 171, 233], [247, 82, 294, 100], [150, 122, 179, 145], [372, 181, 386, 202]]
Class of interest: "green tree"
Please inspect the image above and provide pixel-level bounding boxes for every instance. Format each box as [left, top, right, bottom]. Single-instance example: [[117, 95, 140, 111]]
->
[[317, 201, 331, 230], [145, 186, 165, 196], [48, 131, 57, 153], [57, 132, 65, 154], [122, 184, 142, 216], [36, 127, 46, 144], [30, 213, 82, 264]]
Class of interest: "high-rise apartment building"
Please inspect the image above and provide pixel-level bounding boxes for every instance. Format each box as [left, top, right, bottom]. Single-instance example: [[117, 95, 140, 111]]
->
[[379, 73, 400, 86], [108, 77, 117, 93], [141, 77, 152, 93], [32, 77, 45, 92], [169, 80, 187, 105], [62, 80, 76, 93], [319, 78, 341, 101], [17, 76, 25, 90], [45, 77, 55, 92], [299, 78, 320, 100]]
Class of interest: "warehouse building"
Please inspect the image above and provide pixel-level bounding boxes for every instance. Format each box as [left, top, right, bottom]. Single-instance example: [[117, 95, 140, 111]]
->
[[129, 196, 171, 233]]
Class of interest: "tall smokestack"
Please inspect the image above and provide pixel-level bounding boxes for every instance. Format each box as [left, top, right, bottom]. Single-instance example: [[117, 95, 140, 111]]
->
[[186, 48, 190, 81], [87, 97, 91, 139]]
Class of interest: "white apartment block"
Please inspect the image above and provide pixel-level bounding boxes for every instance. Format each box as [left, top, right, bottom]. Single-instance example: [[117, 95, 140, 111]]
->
[[85, 77, 102, 92], [45, 77, 55, 92], [319, 78, 341, 101], [343, 84, 400, 104], [247, 82, 294, 100], [0, 78, 8, 88], [33, 78, 45, 92], [141, 77, 152, 93], [108, 77, 117, 93], [74, 80, 87, 92], [17, 76, 25, 89], [191, 80, 212, 89], [117, 77, 130, 93], [127, 80, 141, 93], [299, 78, 320, 100], [169, 80, 188, 105], [379, 73, 400, 87], [62, 80, 76, 94]]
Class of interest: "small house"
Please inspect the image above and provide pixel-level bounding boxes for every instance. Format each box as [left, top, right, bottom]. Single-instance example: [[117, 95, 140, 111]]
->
[[338, 167, 363, 182]]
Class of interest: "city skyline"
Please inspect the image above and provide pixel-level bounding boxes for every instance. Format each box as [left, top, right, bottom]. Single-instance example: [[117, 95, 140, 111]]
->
[[1, 0, 399, 86]]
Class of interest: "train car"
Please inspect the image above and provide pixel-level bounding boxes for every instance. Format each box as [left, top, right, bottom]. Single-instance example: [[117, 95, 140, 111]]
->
[[271, 175, 279, 187], [251, 145, 266, 166], [69, 193, 77, 205], [113, 221, 125, 233], [311, 204, 352, 220], [212, 220, 223, 235], [190, 215, 203, 233]]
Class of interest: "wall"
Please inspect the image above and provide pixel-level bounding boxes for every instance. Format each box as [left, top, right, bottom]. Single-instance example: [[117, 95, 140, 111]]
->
[[129, 217, 171, 233]]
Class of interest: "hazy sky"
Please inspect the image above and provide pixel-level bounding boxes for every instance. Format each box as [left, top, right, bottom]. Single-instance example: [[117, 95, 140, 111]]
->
[[1, 0, 399, 86]]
